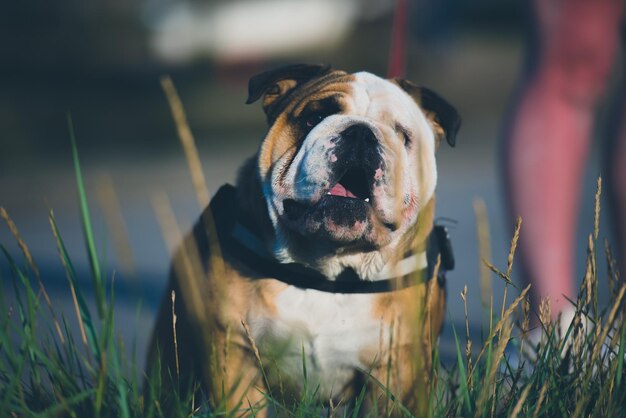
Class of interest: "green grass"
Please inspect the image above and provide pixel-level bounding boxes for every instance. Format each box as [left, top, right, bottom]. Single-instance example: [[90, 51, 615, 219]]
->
[[1, 133, 625, 417]]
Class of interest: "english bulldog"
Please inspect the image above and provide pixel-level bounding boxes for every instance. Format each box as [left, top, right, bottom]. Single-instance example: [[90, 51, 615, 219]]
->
[[148, 64, 460, 416]]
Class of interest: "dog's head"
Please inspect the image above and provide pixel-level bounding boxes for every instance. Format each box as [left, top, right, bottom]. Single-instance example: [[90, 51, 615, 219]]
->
[[245, 64, 460, 270]]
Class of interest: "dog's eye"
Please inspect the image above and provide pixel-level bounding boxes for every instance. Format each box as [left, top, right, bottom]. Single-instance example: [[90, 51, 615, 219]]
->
[[304, 113, 324, 129], [402, 131, 411, 147], [396, 125, 412, 147]]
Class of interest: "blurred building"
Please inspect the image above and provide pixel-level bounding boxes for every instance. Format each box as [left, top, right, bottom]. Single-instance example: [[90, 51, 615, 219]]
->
[[0, 0, 522, 164]]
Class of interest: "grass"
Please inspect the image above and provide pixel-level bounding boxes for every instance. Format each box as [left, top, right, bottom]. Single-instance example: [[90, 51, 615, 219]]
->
[[2, 160, 625, 418], [1, 96, 625, 416]]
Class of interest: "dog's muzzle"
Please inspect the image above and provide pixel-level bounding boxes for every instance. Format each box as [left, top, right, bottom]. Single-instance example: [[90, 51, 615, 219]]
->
[[281, 123, 387, 243]]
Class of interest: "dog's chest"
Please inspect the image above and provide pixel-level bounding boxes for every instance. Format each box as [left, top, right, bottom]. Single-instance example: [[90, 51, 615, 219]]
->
[[249, 286, 388, 398]]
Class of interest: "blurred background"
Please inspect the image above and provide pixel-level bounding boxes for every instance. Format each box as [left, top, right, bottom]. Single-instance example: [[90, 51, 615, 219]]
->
[[0, 0, 620, 366]]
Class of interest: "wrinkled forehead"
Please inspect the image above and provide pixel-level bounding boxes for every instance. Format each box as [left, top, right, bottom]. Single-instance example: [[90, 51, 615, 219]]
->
[[348, 72, 424, 125]]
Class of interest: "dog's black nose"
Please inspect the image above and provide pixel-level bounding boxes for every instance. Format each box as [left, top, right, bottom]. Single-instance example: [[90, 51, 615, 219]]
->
[[338, 124, 382, 169], [341, 124, 377, 144]]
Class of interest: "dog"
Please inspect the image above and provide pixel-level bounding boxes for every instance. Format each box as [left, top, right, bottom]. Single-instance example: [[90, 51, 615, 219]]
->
[[148, 64, 460, 415]]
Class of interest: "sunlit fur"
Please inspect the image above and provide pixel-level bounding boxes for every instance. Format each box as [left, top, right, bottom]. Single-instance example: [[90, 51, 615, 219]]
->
[[149, 68, 450, 416], [258, 72, 438, 279]]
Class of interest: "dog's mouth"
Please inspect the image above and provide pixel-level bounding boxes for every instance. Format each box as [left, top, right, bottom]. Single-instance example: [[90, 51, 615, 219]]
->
[[326, 167, 371, 202], [283, 166, 374, 222], [283, 163, 375, 238]]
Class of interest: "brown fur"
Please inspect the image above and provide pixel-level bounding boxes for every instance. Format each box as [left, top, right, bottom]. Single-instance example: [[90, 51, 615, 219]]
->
[[147, 65, 459, 416]]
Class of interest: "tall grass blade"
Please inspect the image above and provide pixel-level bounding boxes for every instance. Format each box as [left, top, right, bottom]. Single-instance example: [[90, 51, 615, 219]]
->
[[450, 317, 472, 416], [67, 113, 105, 319], [49, 211, 100, 359], [0, 207, 65, 344], [94, 174, 136, 276], [159, 75, 209, 208], [473, 198, 493, 308], [617, 322, 625, 390]]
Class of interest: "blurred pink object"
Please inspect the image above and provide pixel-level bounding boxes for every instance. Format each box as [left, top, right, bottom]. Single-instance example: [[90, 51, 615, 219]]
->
[[504, 0, 625, 321]]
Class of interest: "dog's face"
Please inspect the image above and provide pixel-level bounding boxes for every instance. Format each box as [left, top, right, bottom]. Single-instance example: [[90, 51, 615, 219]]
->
[[247, 64, 460, 260]]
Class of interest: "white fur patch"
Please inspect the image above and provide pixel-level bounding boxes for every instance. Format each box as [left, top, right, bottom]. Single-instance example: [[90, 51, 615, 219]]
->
[[248, 286, 387, 400]]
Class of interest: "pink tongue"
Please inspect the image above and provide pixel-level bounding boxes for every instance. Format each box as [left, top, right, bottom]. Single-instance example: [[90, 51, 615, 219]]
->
[[328, 183, 357, 198]]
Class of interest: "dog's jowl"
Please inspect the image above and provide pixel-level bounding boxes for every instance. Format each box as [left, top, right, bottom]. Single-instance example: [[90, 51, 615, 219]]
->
[[147, 64, 461, 416]]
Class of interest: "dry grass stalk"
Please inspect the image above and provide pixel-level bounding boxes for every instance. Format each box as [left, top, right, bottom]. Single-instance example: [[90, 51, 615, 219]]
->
[[594, 177, 601, 241], [604, 238, 619, 300], [69, 283, 87, 348], [388, 319, 404, 417], [425, 255, 441, 335], [394, 145, 406, 226], [328, 398, 337, 418], [520, 298, 530, 360], [494, 284, 531, 338], [588, 179, 601, 317], [472, 285, 531, 378], [460, 286, 473, 387], [152, 192, 209, 327], [538, 298, 551, 341], [506, 217, 522, 279], [152, 190, 222, 391], [242, 320, 263, 367], [1, 207, 65, 344], [49, 211, 87, 349], [160, 75, 210, 209], [475, 318, 514, 418], [509, 384, 532, 418], [152, 192, 184, 253], [161, 75, 225, 279], [157, 78, 235, 407], [420, 254, 441, 392], [585, 233, 598, 314], [1, 207, 40, 277], [583, 247, 593, 307], [571, 310, 585, 370], [532, 381, 549, 418], [473, 198, 493, 308], [482, 259, 512, 285], [171, 290, 180, 379], [591, 284, 626, 362], [223, 323, 232, 379], [501, 217, 522, 320], [94, 174, 135, 276]]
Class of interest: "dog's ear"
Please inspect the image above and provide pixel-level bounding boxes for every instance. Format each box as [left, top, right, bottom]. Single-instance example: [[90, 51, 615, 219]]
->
[[394, 78, 461, 147], [246, 64, 333, 122]]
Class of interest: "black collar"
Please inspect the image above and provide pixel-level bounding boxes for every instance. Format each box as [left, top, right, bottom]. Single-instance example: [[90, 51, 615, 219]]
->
[[195, 184, 454, 294]]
